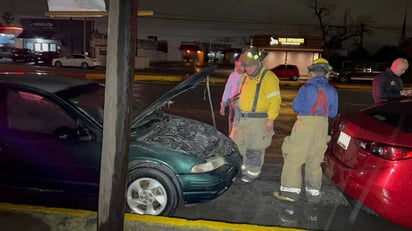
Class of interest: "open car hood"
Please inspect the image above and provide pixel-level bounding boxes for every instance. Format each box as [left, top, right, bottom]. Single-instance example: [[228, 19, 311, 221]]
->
[[131, 66, 217, 126]]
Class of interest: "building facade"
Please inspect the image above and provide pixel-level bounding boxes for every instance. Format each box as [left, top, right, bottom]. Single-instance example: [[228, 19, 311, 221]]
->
[[253, 35, 324, 78]]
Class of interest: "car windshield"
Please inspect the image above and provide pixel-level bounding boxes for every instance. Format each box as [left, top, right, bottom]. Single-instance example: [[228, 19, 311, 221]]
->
[[60, 83, 145, 124], [363, 99, 412, 133]]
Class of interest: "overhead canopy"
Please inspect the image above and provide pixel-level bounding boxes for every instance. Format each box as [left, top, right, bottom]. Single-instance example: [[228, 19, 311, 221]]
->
[[47, 0, 106, 11], [46, 0, 106, 18], [46, 0, 152, 18], [45, 10, 154, 17]]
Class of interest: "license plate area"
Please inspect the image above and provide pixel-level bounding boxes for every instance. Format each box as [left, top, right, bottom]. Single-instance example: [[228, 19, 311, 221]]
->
[[337, 131, 351, 150]]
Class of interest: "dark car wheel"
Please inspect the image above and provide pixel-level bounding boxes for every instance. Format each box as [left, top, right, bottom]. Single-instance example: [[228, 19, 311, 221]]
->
[[291, 75, 298, 81], [126, 167, 179, 216], [55, 61, 62, 67], [81, 62, 89, 69]]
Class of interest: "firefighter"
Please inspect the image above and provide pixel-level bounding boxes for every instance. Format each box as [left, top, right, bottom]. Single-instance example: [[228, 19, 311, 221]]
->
[[230, 46, 281, 182], [274, 57, 339, 202]]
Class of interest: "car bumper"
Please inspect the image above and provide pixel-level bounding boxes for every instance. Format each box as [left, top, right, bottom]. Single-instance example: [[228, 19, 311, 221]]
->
[[324, 154, 412, 228], [179, 167, 239, 204], [180, 153, 242, 204]]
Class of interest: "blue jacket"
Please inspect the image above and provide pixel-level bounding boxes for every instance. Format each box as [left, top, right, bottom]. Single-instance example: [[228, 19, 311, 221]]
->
[[292, 76, 339, 118]]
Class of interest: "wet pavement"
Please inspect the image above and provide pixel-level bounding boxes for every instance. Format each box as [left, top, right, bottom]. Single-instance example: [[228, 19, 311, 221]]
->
[[172, 162, 408, 231]]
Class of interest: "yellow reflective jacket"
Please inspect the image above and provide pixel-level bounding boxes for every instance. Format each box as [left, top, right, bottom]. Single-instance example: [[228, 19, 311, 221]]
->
[[238, 67, 281, 120]]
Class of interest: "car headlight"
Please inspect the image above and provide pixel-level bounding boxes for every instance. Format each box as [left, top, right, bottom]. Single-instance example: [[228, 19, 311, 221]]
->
[[190, 156, 225, 173]]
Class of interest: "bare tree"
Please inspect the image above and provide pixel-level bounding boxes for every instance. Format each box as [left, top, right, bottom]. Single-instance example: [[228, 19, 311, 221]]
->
[[2, 12, 15, 26], [306, 0, 372, 57]]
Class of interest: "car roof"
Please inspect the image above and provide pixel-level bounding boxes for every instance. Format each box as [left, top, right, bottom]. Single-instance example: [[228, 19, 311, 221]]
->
[[0, 73, 96, 93]]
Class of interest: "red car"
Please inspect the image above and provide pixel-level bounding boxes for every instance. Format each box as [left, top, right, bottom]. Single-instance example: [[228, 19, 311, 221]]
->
[[34, 51, 59, 64], [270, 64, 300, 81], [324, 97, 412, 228]]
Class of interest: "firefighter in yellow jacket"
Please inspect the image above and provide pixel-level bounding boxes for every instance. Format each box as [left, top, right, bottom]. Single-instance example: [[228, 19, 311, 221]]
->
[[230, 47, 282, 182]]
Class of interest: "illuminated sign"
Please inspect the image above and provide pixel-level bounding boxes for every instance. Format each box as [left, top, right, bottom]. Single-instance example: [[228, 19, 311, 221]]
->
[[270, 37, 304, 46], [32, 22, 54, 27]]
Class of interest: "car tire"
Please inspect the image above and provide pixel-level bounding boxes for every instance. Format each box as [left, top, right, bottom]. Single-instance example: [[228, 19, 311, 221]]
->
[[126, 167, 179, 216], [291, 75, 298, 81], [81, 62, 89, 69], [55, 61, 62, 67]]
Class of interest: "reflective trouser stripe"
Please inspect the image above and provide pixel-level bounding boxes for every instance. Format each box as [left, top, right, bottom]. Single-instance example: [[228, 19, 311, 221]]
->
[[306, 187, 320, 196], [241, 165, 261, 178], [245, 170, 260, 176], [280, 185, 301, 194]]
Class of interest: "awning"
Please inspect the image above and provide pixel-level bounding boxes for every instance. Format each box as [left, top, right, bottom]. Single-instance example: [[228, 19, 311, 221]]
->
[[179, 44, 201, 51], [17, 30, 57, 39]]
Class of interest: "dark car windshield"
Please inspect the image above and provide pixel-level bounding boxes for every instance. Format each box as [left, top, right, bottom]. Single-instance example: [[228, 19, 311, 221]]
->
[[59, 83, 145, 124], [363, 99, 412, 133]]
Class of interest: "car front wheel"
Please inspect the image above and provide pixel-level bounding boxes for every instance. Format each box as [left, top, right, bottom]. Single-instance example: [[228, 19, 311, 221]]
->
[[55, 61, 62, 67], [126, 167, 179, 216], [81, 62, 89, 69]]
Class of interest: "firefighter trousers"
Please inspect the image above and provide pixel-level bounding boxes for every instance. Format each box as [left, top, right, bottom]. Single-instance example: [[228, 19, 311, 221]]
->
[[230, 117, 274, 179], [280, 116, 330, 198]]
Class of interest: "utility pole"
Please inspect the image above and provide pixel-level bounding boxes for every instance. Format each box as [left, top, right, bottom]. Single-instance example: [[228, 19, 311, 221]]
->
[[400, 1, 408, 43], [97, 0, 137, 230], [360, 23, 364, 61]]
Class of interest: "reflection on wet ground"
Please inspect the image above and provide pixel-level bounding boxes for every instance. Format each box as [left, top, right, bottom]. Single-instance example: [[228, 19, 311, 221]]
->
[[173, 163, 407, 231]]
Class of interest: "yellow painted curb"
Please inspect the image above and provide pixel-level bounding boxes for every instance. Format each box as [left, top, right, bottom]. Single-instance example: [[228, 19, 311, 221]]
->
[[85, 73, 371, 90], [124, 214, 303, 231], [0, 203, 94, 217], [85, 73, 228, 84], [0, 203, 303, 231]]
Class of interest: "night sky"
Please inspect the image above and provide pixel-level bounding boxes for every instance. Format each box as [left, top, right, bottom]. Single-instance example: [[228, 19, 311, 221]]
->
[[1, 0, 411, 53]]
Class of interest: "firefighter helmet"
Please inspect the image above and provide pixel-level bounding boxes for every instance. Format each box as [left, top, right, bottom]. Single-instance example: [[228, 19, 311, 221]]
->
[[242, 47, 267, 66], [308, 57, 333, 73]]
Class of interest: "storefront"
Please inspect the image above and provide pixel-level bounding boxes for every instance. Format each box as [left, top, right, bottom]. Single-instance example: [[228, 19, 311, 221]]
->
[[16, 18, 91, 55], [253, 35, 324, 78], [179, 42, 204, 65]]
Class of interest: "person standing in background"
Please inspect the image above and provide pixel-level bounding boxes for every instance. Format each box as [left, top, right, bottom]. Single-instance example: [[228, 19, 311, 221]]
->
[[230, 46, 281, 183], [372, 58, 412, 104], [220, 53, 245, 134]]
